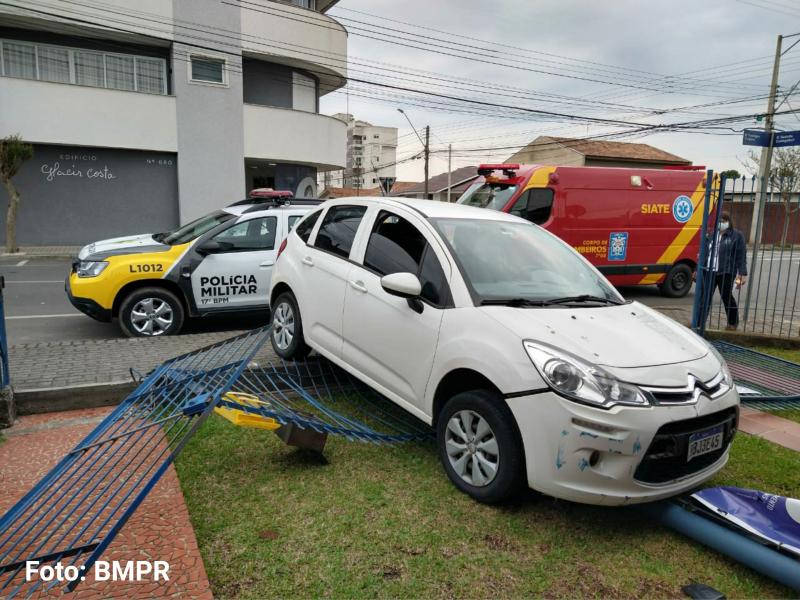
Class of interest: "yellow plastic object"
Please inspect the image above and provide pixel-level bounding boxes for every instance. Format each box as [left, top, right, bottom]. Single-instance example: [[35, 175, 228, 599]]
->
[[214, 392, 280, 430]]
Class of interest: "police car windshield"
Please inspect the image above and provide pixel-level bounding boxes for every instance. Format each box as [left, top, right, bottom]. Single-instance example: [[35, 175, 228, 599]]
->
[[433, 218, 623, 306], [458, 182, 518, 211], [162, 210, 236, 246]]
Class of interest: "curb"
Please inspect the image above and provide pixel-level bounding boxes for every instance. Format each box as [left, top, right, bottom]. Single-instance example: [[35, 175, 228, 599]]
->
[[14, 381, 135, 416]]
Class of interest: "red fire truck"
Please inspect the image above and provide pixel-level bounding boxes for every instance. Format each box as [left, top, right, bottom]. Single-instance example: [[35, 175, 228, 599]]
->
[[457, 164, 715, 297]]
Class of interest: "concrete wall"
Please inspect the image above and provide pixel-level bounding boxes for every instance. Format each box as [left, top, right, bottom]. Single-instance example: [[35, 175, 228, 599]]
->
[[507, 143, 584, 166], [0, 144, 178, 245], [172, 0, 245, 223]]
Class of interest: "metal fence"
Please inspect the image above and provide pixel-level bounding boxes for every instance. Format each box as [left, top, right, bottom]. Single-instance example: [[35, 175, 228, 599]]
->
[[695, 174, 800, 339], [0, 276, 9, 387]]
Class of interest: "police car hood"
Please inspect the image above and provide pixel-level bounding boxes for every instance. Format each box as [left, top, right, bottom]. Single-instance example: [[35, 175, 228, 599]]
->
[[481, 301, 709, 369], [78, 234, 170, 261]]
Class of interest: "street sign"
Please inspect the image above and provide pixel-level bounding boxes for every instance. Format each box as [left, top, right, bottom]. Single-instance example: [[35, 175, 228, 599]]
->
[[773, 130, 800, 147], [743, 129, 772, 146]]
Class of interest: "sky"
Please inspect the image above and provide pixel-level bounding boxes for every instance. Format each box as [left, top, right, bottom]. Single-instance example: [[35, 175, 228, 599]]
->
[[320, 0, 800, 185]]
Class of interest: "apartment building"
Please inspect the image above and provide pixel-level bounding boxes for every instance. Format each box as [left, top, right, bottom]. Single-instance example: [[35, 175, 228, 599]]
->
[[0, 0, 348, 245], [332, 113, 397, 191]]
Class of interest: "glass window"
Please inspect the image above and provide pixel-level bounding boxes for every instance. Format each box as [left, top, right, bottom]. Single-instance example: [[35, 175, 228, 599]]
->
[[191, 56, 224, 84], [213, 217, 277, 251], [433, 218, 622, 305], [37, 46, 70, 83], [136, 57, 165, 94], [364, 211, 449, 307], [162, 210, 235, 245], [294, 210, 321, 243], [288, 215, 302, 231], [525, 189, 555, 224], [105, 54, 135, 91], [2, 42, 36, 79], [313, 205, 367, 259], [75, 51, 105, 87], [458, 181, 518, 211]]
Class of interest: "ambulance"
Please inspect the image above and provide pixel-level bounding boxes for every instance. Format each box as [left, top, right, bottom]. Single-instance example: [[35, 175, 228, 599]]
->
[[66, 189, 318, 337], [458, 164, 714, 297]]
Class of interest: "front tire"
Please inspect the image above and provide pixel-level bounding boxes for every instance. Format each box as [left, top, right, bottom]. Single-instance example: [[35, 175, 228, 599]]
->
[[119, 287, 184, 337], [660, 263, 693, 298], [270, 292, 311, 360], [437, 390, 525, 504]]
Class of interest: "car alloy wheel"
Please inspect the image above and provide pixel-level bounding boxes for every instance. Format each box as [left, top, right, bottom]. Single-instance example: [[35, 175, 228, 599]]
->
[[272, 301, 295, 351], [130, 297, 174, 336], [445, 409, 500, 487]]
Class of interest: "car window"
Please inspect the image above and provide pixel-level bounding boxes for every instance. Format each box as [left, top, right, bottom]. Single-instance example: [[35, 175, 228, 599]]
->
[[288, 215, 303, 231], [313, 205, 367, 259], [294, 209, 321, 243], [212, 216, 277, 251], [509, 189, 553, 224], [364, 210, 450, 307], [162, 210, 235, 245]]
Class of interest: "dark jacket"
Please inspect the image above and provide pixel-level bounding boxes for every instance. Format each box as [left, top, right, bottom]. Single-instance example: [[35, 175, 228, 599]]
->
[[715, 228, 748, 276]]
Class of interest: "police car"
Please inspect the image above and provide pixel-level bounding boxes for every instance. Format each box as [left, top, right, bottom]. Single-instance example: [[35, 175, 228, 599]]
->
[[66, 189, 319, 337]]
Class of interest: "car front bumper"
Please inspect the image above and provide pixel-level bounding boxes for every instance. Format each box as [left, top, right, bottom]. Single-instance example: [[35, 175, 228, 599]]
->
[[65, 276, 112, 322], [505, 387, 739, 506]]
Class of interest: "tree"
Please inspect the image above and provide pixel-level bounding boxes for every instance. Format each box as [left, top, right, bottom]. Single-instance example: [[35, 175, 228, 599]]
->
[[720, 169, 741, 180], [0, 135, 34, 254], [743, 147, 800, 248]]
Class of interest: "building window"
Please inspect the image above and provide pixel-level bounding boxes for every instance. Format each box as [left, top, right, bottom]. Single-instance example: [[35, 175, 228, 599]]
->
[[373, 134, 379, 139], [0, 39, 167, 94], [287, 0, 316, 9], [190, 55, 226, 85]]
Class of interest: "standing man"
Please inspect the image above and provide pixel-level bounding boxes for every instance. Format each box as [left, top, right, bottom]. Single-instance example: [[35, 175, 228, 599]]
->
[[712, 212, 748, 330]]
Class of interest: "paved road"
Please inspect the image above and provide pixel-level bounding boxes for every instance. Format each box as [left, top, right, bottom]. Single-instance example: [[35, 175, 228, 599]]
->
[[0, 257, 269, 345]]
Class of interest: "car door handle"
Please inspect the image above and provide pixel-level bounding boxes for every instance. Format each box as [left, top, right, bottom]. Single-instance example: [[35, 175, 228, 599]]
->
[[349, 280, 368, 293], [302, 256, 314, 267], [260, 260, 275, 267]]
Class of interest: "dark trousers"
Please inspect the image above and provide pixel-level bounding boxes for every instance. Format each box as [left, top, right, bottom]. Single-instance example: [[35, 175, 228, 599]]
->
[[715, 273, 739, 326]]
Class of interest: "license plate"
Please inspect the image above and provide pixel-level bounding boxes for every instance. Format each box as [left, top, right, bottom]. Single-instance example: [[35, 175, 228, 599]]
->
[[687, 425, 724, 462]]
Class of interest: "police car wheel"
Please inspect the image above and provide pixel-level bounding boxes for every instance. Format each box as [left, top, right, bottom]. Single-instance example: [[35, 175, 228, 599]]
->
[[270, 292, 310, 359], [660, 263, 693, 298], [436, 390, 525, 504], [119, 287, 184, 337]]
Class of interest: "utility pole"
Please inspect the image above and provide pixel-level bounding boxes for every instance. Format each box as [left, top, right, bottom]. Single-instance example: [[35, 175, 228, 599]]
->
[[424, 125, 430, 199], [447, 144, 452, 202]]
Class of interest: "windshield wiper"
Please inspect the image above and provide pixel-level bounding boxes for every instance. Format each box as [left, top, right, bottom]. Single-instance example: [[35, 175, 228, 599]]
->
[[480, 298, 554, 307], [546, 294, 624, 306]]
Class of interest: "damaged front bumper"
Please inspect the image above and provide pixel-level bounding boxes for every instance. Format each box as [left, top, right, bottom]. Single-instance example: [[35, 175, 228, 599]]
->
[[505, 388, 740, 506]]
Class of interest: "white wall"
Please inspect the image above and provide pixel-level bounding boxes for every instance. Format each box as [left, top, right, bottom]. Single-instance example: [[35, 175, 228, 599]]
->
[[243, 104, 346, 169], [0, 77, 177, 151], [293, 72, 316, 112]]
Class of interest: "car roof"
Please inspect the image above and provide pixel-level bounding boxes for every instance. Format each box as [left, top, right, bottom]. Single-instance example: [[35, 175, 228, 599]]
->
[[223, 201, 317, 218], [325, 196, 523, 222]]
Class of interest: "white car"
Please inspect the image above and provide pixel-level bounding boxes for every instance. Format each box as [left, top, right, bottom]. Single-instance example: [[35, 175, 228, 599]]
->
[[269, 197, 739, 505]]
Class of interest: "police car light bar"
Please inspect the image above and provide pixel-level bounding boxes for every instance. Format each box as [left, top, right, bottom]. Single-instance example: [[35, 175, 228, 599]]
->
[[477, 163, 520, 177], [249, 188, 294, 199]]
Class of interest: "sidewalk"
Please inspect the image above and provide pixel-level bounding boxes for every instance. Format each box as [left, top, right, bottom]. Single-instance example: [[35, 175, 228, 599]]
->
[[0, 407, 213, 599], [2, 246, 80, 258]]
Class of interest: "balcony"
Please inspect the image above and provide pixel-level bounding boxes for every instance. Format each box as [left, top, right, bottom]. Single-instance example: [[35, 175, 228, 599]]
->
[[0, 77, 177, 151], [240, 3, 347, 95], [243, 104, 346, 170]]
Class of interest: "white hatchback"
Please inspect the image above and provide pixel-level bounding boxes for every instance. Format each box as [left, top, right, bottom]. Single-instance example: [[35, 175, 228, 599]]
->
[[269, 197, 739, 505]]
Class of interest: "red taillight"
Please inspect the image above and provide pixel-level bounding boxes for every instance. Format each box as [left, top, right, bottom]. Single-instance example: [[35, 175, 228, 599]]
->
[[277, 237, 288, 259]]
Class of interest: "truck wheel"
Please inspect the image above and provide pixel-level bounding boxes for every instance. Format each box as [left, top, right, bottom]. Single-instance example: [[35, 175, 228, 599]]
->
[[436, 390, 524, 504], [270, 292, 311, 360], [660, 263, 693, 298], [119, 287, 184, 337]]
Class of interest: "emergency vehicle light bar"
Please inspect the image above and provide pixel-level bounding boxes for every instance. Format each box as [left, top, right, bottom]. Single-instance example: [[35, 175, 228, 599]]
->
[[249, 188, 294, 199], [477, 163, 520, 177]]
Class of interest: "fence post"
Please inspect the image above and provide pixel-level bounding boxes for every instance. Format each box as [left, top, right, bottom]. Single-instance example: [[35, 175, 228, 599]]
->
[[691, 170, 716, 334], [0, 275, 14, 428]]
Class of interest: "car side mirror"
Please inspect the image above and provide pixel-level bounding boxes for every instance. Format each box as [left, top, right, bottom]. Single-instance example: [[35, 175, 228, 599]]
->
[[380, 272, 422, 299], [197, 240, 231, 255]]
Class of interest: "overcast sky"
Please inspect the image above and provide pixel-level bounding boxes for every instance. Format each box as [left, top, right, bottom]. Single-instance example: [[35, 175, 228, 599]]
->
[[320, 0, 800, 184]]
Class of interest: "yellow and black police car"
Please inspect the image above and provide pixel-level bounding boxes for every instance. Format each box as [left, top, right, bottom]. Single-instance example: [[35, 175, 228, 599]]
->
[[66, 190, 319, 337]]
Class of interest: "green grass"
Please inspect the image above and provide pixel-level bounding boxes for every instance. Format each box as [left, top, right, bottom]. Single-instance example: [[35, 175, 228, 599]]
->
[[742, 346, 800, 423], [176, 416, 799, 599]]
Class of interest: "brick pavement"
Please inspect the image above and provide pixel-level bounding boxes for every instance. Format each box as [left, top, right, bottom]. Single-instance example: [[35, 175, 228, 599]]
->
[[0, 407, 213, 599]]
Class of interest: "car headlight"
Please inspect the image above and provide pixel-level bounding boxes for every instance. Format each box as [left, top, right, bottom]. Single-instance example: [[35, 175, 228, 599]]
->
[[523, 340, 650, 409], [708, 342, 733, 387], [76, 260, 108, 278]]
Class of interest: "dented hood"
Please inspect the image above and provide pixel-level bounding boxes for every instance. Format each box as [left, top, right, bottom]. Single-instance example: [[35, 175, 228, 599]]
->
[[480, 301, 709, 369]]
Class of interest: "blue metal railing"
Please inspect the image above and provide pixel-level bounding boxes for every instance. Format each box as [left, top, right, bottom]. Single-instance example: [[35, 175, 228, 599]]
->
[[0, 275, 9, 387]]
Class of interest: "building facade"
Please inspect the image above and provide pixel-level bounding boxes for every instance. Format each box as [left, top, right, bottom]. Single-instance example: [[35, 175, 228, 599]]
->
[[332, 113, 397, 191], [0, 0, 347, 245]]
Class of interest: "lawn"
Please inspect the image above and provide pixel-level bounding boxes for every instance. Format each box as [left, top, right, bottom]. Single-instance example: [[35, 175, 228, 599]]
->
[[747, 345, 800, 424], [176, 415, 799, 599]]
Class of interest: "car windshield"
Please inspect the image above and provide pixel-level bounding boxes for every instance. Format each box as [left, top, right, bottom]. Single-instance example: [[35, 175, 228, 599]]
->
[[458, 181, 518, 211], [432, 218, 624, 305], [161, 210, 236, 245]]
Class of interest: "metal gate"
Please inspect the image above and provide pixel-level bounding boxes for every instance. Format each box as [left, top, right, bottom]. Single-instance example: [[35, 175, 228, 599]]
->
[[693, 173, 800, 339]]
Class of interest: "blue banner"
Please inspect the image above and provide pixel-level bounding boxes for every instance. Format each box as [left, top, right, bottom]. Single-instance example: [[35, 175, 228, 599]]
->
[[693, 487, 800, 556]]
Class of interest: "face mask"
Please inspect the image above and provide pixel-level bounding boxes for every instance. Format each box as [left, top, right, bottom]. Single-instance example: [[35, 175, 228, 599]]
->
[[720, 221, 730, 232]]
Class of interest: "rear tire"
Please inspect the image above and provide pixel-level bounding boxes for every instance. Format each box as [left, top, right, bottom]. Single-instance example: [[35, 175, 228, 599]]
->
[[437, 390, 525, 504], [119, 287, 184, 337], [660, 263, 693, 298], [270, 291, 311, 360]]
